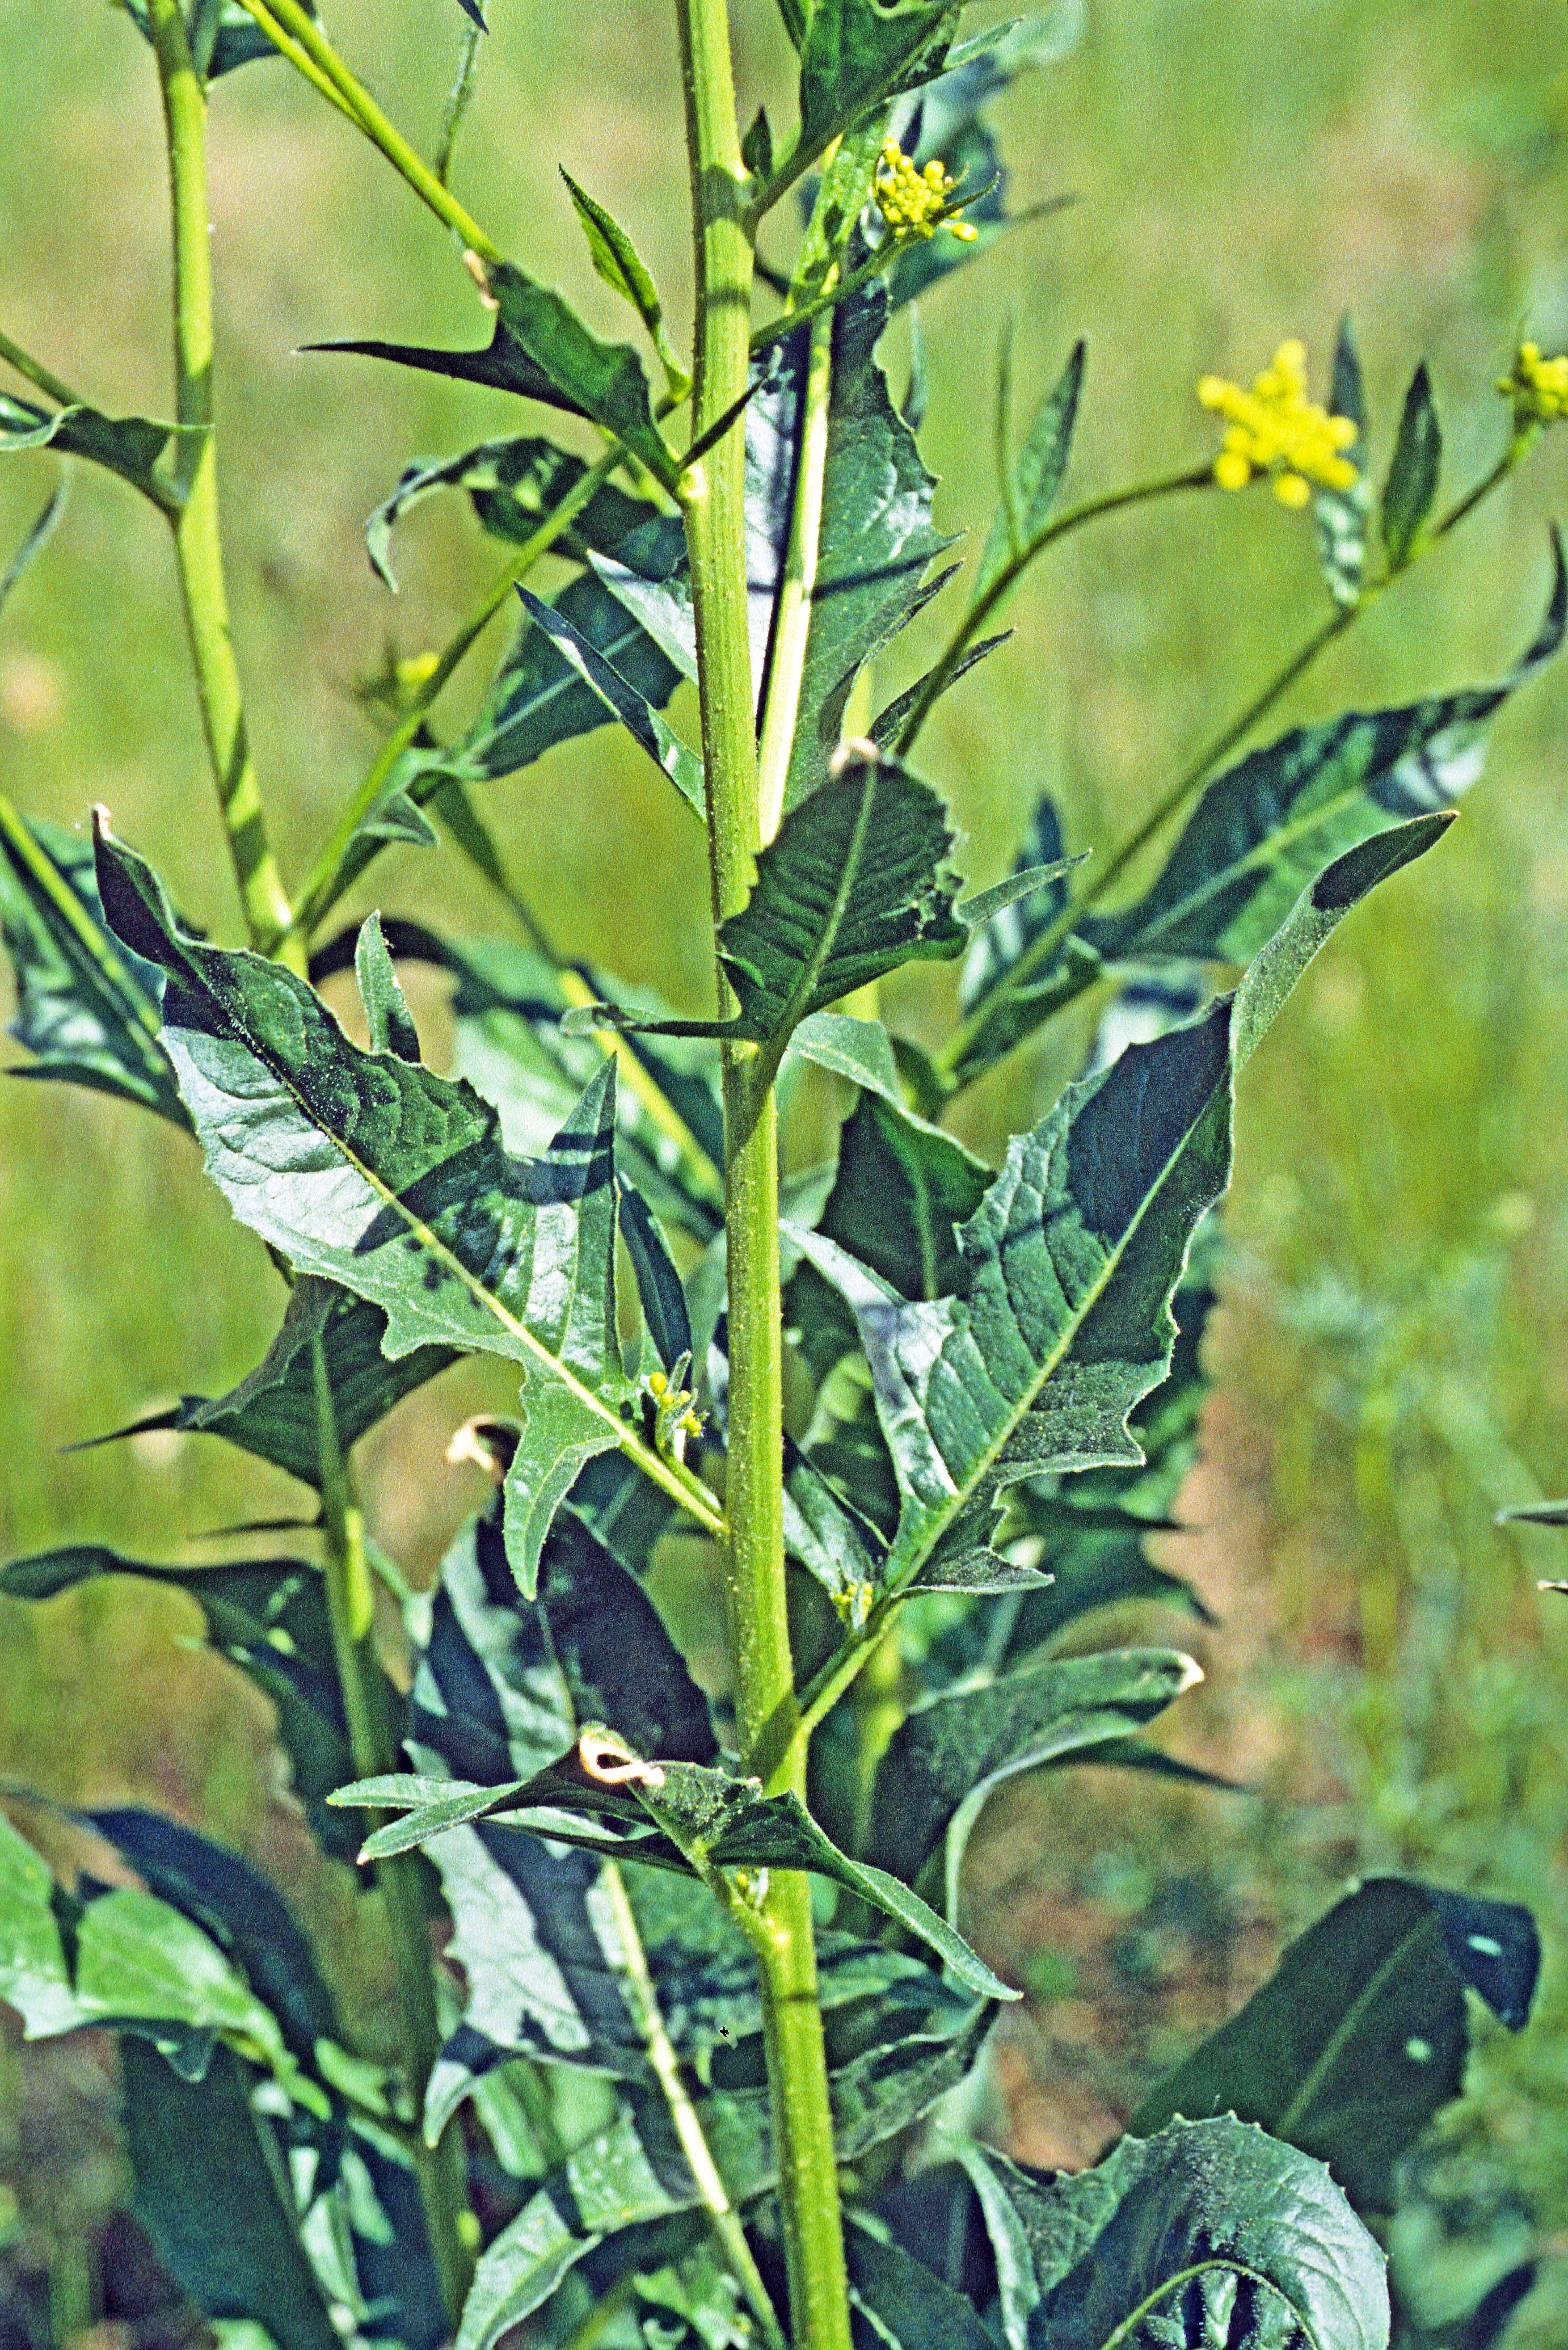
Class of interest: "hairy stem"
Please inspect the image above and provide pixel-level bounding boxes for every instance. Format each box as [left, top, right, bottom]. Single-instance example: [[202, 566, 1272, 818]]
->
[[674, 0, 854, 2339], [234, 0, 501, 260], [312, 1343, 476, 2323], [146, 0, 297, 964]]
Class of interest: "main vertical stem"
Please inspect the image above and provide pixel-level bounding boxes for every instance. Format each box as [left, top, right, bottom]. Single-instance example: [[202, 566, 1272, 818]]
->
[[673, 2, 852, 2342], [147, 0, 298, 964]]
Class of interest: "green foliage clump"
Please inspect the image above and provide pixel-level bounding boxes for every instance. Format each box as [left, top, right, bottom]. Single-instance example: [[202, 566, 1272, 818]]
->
[[1, 1, 1564, 2346]]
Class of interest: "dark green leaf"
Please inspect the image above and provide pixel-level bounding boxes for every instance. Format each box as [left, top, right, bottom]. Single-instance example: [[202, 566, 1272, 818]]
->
[[800, 817, 1454, 1598], [742, 104, 776, 177], [1381, 361, 1441, 571], [846, 2223, 1000, 2350], [717, 751, 967, 1048], [79, 1276, 456, 1493], [869, 1646, 1201, 1896], [517, 585, 705, 819], [870, 629, 1013, 749], [416, 522, 687, 792], [785, 1008, 907, 1105], [617, 1178, 693, 1371], [307, 318, 590, 415], [1128, 1877, 1541, 2213], [119, 0, 321, 78], [354, 1746, 1015, 1997], [1079, 539, 1564, 973], [455, 2003, 993, 2350], [1315, 316, 1370, 610], [955, 790, 1073, 1016], [818, 1089, 991, 1303], [95, 831, 711, 1569], [973, 339, 1085, 607], [1496, 1499, 1568, 1527], [363, 434, 660, 591], [448, 935, 723, 1239], [966, 2116, 1388, 2350], [798, 0, 958, 149], [0, 388, 186, 506], [0, 804, 186, 1124], [487, 261, 678, 489], [121, 2041, 340, 2350], [560, 171, 690, 397], [774, 291, 953, 809], [953, 536, 1566, 1089]]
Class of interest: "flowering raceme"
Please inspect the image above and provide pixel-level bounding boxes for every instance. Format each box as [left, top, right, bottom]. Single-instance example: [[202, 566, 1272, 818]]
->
[[1198, 339, 1358, 507], [1499, 341, 1568, 428], [873, 138, 979, 243]]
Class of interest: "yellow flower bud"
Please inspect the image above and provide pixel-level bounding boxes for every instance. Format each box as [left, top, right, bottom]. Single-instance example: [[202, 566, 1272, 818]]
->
[[1214, 449, 1252, 491]]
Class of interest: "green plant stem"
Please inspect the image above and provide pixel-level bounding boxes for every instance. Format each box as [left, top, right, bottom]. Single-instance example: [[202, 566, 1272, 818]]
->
[[599, 1863, 789, 2350], [674, 0, 854, 2341], [436, 8, 486, 187], [755, 305, 835, 840], [312, 1342, 476, 2325], [893, 463, 1214, 760], [936, 435, 1536, 1087], [146, 0, 298, 966], [235, 0, 501, 261], [0, 328, 83, 412], [291, 442, 625, 939]]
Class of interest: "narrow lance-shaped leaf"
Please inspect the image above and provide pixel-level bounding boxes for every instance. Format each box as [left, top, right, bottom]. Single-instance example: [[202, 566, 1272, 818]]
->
[[0, 802, 186, 1124], [963, 2117, 1389, 2350], [800, 815, 1454, 1603], [517, 586, 706, 820], [1315, 315, 1370, 609], [455, 2003, 993, 2350], [971, 338, 1085, 607], [92, 826, 723, 1579], [560, 170, 690, 398], [1381, 359, 1441, 572], [0, 480, 66, 619], [1127, 1875, 1541, 2213]]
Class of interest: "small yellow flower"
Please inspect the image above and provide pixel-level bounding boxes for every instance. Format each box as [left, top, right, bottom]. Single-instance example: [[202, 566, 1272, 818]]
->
[[1498, 341, 1568, 428], [647, 1368, 705, 1447], [873, 139, 978, 244], [1197, 339, 1359, 506]]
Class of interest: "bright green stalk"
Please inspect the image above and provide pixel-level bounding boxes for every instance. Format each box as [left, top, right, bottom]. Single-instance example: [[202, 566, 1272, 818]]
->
[[145, 0, 297, 965], [673, 0, 853, 2339], [312, 1341, 476, 2325], [234, 0, 501, 261], [0, 327, 83, 412]]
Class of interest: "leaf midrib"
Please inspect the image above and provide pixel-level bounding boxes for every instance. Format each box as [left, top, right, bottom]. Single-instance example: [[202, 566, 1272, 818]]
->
[[177, 942, 724, 1540]]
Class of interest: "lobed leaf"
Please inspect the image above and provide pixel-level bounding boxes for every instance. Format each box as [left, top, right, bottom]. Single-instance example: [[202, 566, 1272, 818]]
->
[[965, 2115, 1388, 2349], [800, 817, 1454, 1604], [1127, 1876, 1541, 2213], [93, 829, 719, 1568], [869, 1646, 1203, 1902]]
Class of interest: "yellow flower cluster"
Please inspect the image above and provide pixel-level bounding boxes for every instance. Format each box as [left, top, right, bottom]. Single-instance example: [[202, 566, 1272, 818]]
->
[[647, 1368, 705, 1445], [873, 139, 979, 243], [1498, 342, 1568, 427], [1197, 340, 1359, 507]]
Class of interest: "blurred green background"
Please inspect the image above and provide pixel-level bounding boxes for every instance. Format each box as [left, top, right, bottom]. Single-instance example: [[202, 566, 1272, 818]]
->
[[5, 0, 1568, 2338]]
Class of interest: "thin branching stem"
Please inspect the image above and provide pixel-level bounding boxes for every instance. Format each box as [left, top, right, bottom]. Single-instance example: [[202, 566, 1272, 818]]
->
[[146, 0, 298, 964], [0, 327, 84, 411]]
